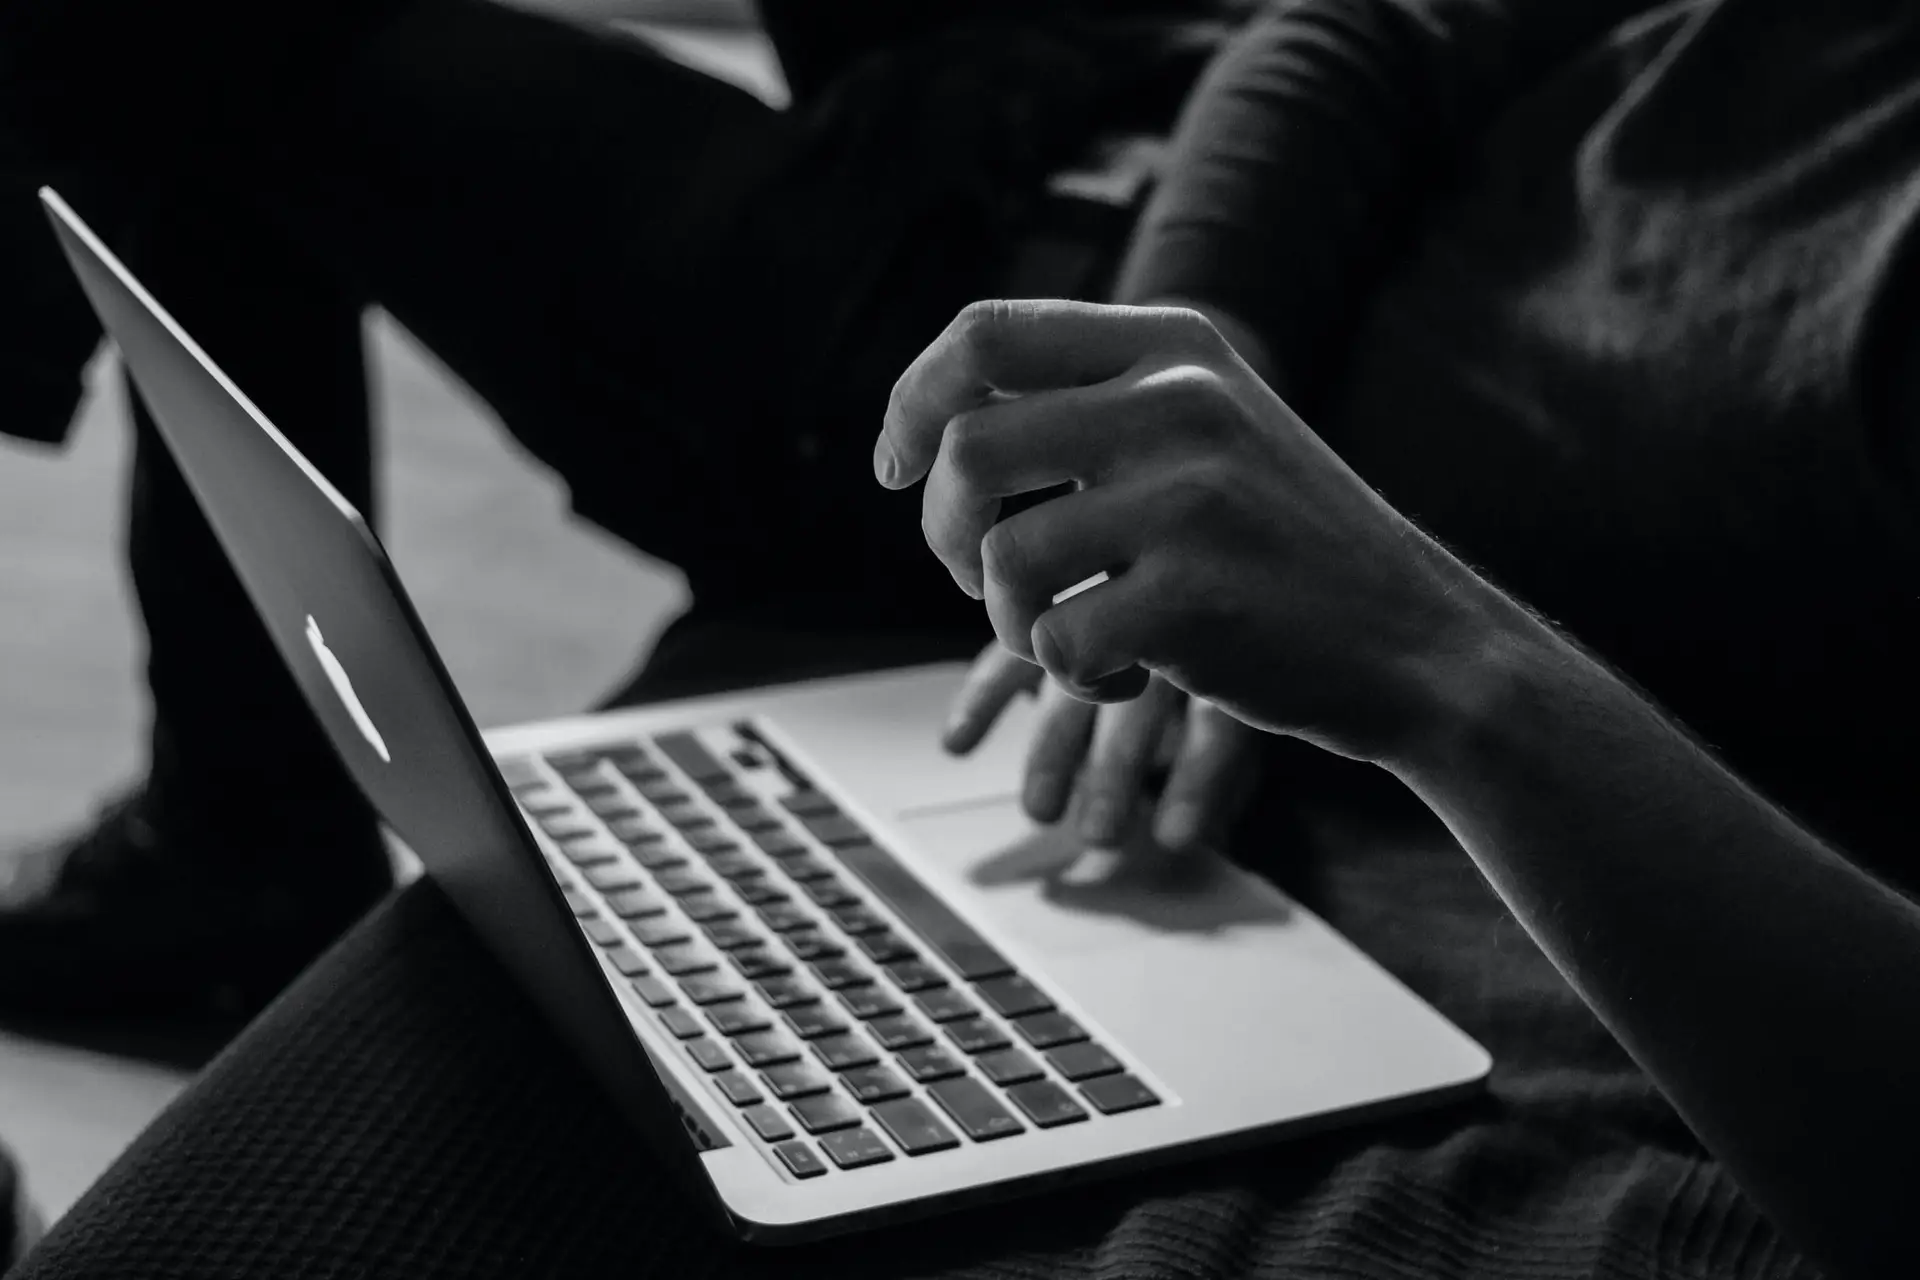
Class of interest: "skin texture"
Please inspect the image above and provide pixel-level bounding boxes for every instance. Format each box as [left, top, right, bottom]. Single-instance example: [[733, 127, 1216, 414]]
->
[[881, 297, 1920, 1280]]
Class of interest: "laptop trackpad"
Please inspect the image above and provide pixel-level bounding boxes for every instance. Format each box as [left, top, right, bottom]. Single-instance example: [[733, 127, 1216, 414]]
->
[[893, 799, 1293, 963]]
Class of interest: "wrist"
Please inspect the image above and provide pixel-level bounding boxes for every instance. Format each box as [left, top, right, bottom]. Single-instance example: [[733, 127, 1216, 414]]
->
[[1380, 585, 1572, 784]]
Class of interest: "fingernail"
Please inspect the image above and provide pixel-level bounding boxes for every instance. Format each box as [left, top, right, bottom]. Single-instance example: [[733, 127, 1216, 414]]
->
[[1024, 772, 1062, 820], [1080, 797, 1119, 845], [1156, 802, 1201, 850], [872, 436, 898, 486]]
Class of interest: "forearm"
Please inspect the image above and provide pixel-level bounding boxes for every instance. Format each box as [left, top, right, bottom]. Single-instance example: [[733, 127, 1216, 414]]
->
[[1389, 598, 1920, 1279], [1115, 0, 1650, 406]]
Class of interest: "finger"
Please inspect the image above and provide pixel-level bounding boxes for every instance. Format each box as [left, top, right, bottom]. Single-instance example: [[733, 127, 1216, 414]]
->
[[921, 369, 1202, 599], [978, 480, 1156, 664], [1075, 678, 1184, 846], [1029, 559, 1177, 703], [942, 642, 1041, 755], [1023, 679, 1097, 824], [1154, 703, 1256, 851], [876, 300, 1219, 489]]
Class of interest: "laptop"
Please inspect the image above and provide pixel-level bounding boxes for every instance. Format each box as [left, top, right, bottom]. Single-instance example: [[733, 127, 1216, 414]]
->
[[42, 187, 1490, 1243]]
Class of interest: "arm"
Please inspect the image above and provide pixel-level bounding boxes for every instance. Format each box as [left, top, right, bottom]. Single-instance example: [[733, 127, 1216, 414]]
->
[[1116, 0, 1654, 405], [881, 299, 1920, 1280]]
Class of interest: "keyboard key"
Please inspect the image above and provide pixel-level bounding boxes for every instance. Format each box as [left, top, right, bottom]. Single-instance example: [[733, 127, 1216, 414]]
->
[[686, 1039, 733, 1072], [583, 918, 623, 947], [774, 1140, 831, 1178], [605, 887, 668, 919], [659, 803, 715, 831], [973, 974, 1055, 1019], [785, 932, 845, 963], [757, 903, 814, 933], [836, 985, 902, 1021], [783, 1003, 849, 1040], [686, 828, 740, 855], [655, 732, 732, 784], [871, 1098, 961, 1156], [569, 778, 620, 801], [605, 744, 655, 771], [745, 1103, 795, 1142], [702, 781, 755, 809], [735, 1031, 802, 1068], [819, 1127, 894, 1170], [629, 843, 688, 872], [834, 842, 1015, 981], [557, 840, 619, 868], [799, 877, 859, 908], [652, 867, 710, 897], [976, 1048, 1045, 1087], [630, 975, 677, 1007], [751, 829, 808, 858], [562, 887, 597, 918], [538, 816, 597, 841], [790, 1091, 863, 1135], [615, 760, 667, 786], [678, 974, 744, 1006], [654, 944, 720, 977], [883, 960, 947, 993], [1046, 1042, 1124, 1082], [1007, 1080, 1091, 1128], [826, 903, 886, 935], [659, 1007, 704, 1039], [896, 1045, 967, 1083], [868, 1014, 933, 1051], [1079, 1073, 1160, 1115], [729, 948, 793, 981], [926, 1077, 1025, 1142], [811, 959, 870, 990], [735, 880, 790, 907], [714, 1070, 762, 1107], [605, 945, 650, 977], [944, 1017, 1010, 1055], [635, 779, 689, 806], [855, 932, 917, 965], [701, 920, 761, 951], [629, 918, 691, 949], [799, 813, 869, 848], [779, 854, 837, 882], [584, 863, 643, 892], [705, 851, 764, 882], [914, 989, 979, 1024], [585, 792, 640, 819], [604, 812, 657, 841], [708, 1002, 773, 1037], [679, 893, 738, 924], [730, 804, 783, 832], [810, 1032, 880, 1073], [755, 976, 818, 1010], [779, 790, 838, 817], [1012, 1012, 1088, 1049], [760, 1062, 832, 1100], [840, 1065, 911, 1105]]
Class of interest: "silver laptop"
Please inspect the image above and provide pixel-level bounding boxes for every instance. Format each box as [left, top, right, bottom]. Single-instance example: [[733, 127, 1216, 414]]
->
[[42, 187, 1489, 1243]]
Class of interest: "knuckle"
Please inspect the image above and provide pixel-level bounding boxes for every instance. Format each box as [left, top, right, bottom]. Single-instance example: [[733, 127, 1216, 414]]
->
[[942, 409, 995, 484], [978, 518, 1029, 590], [1162, 304, 1230, 358], [954, 298, 1018, 365]]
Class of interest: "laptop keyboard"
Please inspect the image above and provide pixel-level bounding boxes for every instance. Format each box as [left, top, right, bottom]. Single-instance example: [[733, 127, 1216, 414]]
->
[[501, 726, 1161, 1177]]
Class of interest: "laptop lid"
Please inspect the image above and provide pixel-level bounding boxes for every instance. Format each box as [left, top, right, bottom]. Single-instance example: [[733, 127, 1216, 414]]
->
[[38, 187, 721, 1214]]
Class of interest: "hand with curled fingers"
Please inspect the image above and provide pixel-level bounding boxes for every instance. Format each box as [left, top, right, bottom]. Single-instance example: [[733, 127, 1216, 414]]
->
[[875, 299, 1497, 776]]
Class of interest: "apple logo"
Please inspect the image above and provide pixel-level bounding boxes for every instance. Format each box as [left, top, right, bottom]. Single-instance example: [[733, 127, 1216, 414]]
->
[[306, 614, 391, 763]]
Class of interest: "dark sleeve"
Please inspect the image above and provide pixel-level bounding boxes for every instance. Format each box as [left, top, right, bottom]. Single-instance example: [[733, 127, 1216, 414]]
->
[[1115, 0, 1657, 404]]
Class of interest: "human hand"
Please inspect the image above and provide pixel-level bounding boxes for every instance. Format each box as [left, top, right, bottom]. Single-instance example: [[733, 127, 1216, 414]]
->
[[944, 642, 1260, 851], [876, 299, 1499, 766]]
